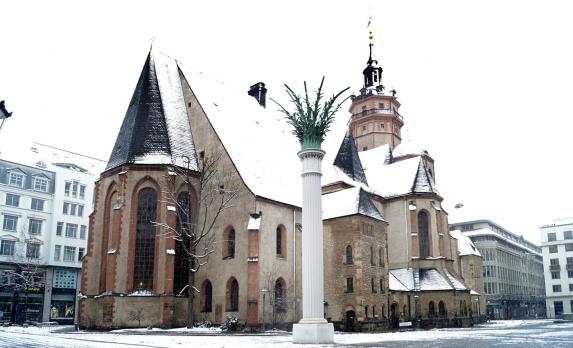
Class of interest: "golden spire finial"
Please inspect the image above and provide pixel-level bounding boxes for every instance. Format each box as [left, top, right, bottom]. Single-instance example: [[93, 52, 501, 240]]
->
[[367, 16, 373, 41]]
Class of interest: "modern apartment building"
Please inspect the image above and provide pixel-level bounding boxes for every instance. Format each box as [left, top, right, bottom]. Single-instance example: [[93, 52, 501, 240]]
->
[[450, 220, 545, 319], [540, 218, 573, 318], [0, 143, 105, 324]]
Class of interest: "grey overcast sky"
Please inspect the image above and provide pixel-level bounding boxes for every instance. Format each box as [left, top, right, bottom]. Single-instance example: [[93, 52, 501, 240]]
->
[[1, 0, 572, 244]]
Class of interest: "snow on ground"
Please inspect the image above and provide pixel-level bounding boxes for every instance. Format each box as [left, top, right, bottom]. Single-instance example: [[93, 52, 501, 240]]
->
[[1, 320, 573, 347]]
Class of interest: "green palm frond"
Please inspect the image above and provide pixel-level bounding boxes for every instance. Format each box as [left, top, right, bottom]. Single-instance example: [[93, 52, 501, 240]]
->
[[271, 77, 349, 149]]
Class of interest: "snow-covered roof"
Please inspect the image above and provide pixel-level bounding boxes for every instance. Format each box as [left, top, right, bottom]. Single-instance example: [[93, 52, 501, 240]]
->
[[106, 50, 198, 172], [449, 230, 482, 257], [393, 140, 430, 159], [0, 142, 106, 178], [389, 268, 468, 292], [443, 268, 468, 291], [322, 187, 384, 221], [389, 268, 415, 291], [419, 269, 453, 291], [463, 228, 541, 256], [357, 147, 439, 198], [178, 61, 302, 207], [389, 271, 410, 292]]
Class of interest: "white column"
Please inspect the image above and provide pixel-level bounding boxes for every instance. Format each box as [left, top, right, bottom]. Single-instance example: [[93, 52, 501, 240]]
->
[[292, 148, 334, 344]]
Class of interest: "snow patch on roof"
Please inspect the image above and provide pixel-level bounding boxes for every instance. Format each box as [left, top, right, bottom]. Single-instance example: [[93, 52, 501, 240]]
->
[[419, 269, 453, 291], [443, 268, 467, 290], [450, 230, 482, 257], [322, 187, 384, 221], [179, 63, 302, 207], [390, 268, 415, 291]]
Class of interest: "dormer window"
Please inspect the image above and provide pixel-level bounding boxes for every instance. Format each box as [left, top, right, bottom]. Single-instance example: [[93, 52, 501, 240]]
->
[[33, 177, 48, 192], [9, 172, 24, 188]]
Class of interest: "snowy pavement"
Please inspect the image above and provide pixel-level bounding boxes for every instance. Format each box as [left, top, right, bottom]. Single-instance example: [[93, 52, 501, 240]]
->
[[1, 320, 572, 347]]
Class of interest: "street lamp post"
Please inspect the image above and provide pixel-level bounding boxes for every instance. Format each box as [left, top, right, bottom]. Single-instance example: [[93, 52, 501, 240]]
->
[[261, 287, 268, 332]]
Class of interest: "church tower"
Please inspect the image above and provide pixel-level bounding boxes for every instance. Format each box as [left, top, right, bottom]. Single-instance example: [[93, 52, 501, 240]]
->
[[348, 41, 404, 152]]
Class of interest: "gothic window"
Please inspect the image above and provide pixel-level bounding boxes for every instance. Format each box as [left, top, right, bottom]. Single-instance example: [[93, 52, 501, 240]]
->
[[133, 188, 157, 290], [226, 277, 239, 311], [174, 191, 191, 295], [428, 301, 435, 316], [201, 280, 213, 312], [418, 211, 430, 258], [438, 301, 446, 317], [275, 278, 286, 312], [346, 245, 353, 264]]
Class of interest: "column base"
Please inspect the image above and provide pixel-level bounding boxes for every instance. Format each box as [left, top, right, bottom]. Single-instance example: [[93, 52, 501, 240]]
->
[[292, 321, 334, 344]]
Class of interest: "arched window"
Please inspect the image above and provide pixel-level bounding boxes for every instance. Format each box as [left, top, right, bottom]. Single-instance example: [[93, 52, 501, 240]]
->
[[226, 277, 239, 311], [418, 211, 430, 258], [223, 227, 235, 259], [428, 301, 436, 317], [174, 191, 191, 295], [438, 301, 446, 317], [275, 278, 286, 312], [200, 280, 212, 312], [346, 245, 353, 264], [133, 188, 157, 290], [276, 225, 286, 257]]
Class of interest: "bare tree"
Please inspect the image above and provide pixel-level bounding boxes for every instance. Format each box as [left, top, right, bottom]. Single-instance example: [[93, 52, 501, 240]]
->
[[261, 265, 293, 329], [128, 307, 145, 328], [156, 151, 240, 328]]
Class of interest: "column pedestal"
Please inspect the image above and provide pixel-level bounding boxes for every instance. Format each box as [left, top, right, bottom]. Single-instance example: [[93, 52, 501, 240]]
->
[[292, 148, 334, 344]]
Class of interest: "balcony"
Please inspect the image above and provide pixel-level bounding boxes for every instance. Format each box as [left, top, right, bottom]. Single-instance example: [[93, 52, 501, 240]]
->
[[550, 264, 561, 271], [351, 107, 403, 122]]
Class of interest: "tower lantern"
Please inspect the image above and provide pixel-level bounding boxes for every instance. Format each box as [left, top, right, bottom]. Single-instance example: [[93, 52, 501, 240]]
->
[[349, 41, 404, 152]]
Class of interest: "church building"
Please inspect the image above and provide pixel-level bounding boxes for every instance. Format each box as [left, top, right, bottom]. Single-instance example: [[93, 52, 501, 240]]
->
[[79, 41, 484, 330]]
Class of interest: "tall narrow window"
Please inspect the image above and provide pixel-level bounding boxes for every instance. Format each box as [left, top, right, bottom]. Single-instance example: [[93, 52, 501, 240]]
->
[[174, 192, 191, 295], [275, 278, 286, 312], [379, 247, 384, 266], [370, 245, 375, 265], [346, 245, 353, 264], [276, 226, 283, 256], [226, 277, 239, 311], [438, 301, 446, 317], [133, 188, 157, 290], [225, 229, 236, 259], [418, 211, 430, 258], [201, 280, 213, 312], [428, 301, 436, 316]]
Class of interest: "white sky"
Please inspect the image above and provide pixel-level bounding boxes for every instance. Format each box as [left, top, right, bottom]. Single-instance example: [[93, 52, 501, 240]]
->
[[1, 0, 572, 244]]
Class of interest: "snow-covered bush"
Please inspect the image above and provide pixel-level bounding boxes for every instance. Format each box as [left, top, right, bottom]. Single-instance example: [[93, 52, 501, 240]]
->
[[221, 316, 241, 332], [194, 320, 213, 328]]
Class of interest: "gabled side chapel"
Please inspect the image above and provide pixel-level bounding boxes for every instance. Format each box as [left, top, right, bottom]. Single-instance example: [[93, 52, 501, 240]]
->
[[80, 43, 484, 330]]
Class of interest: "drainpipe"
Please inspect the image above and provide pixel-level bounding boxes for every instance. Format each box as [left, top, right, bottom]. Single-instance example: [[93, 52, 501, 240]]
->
[[405, 200, 410, 268]]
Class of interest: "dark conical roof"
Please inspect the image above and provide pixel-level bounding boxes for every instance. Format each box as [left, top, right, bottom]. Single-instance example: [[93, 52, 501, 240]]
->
[[357, 188, 384, 221], [411, 158, 438, 194], [105, 50, 197, 172], [333, 130, 368, 185]]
